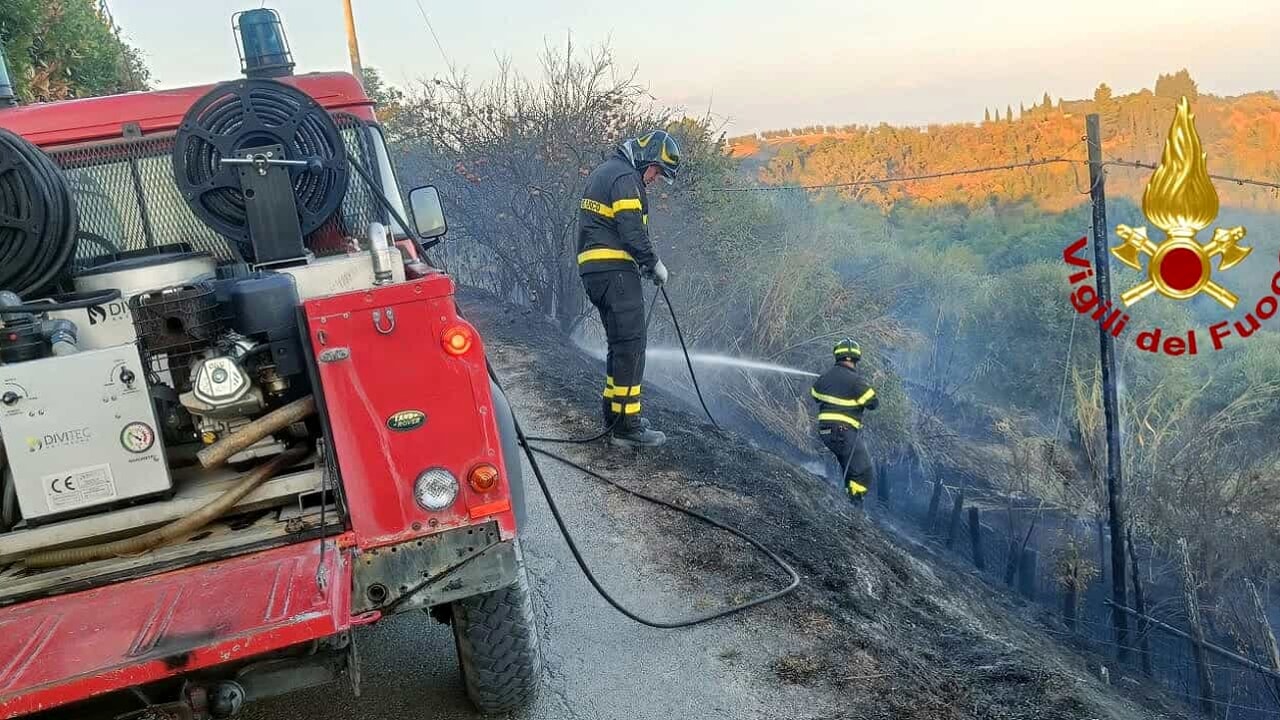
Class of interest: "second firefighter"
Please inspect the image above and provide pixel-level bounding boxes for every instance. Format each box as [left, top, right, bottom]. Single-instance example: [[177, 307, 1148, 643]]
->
[[810, 338, 879, 505]]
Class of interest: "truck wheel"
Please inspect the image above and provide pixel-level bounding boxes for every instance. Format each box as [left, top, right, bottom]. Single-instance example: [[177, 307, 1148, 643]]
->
[[450, 547, 543, 713]]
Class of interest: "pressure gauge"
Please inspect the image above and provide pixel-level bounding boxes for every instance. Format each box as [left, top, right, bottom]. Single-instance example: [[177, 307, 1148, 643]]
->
[[120, 421, 156, 454]]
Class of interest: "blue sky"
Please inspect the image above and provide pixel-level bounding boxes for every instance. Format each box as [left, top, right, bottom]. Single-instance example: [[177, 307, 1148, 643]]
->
[[110, 0, 1280, 134]]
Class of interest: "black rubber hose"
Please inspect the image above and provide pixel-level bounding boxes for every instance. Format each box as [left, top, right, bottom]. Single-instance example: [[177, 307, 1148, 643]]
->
[[487, 359, 801, 628], [659, 286, 721, 430], [345, 154, 435, 264], [0, 127, 78, 297]]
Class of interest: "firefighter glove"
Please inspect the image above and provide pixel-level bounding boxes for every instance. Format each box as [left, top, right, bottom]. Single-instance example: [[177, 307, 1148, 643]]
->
[[651, 259, 669, 286]]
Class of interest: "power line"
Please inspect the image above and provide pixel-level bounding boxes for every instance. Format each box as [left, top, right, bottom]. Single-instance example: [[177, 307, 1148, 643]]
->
[[706, 158, 1084, 193], [704, 151, 1280, 195], [411, 0, 453, 69], [1103, 158, 1280, 192]]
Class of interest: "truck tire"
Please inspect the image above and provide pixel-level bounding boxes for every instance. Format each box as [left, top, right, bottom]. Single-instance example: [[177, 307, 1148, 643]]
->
[[450, 545, 543, 713]]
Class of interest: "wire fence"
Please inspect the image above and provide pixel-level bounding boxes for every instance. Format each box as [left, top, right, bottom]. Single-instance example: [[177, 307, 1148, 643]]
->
[[879, 421, 1280, 720]]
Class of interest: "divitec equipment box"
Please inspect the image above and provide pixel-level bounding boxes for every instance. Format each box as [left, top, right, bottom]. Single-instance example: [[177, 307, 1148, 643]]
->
[[0, 344, 172, 523]]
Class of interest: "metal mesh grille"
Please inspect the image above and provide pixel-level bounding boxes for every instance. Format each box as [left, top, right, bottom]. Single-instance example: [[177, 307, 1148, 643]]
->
[[47, 114, 385, 268]]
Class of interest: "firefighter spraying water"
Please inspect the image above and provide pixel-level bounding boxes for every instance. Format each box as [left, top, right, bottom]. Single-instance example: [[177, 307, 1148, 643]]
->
[[576, 130, 680, 448], [810, 339, 880, 506]]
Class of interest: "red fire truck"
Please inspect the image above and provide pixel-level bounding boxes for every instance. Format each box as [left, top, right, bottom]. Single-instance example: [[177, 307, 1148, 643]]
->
[[0, 9, 540, 719]]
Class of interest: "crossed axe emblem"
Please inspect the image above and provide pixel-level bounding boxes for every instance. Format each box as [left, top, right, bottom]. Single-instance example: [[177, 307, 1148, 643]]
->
[[1111, 224, 1250, 309]]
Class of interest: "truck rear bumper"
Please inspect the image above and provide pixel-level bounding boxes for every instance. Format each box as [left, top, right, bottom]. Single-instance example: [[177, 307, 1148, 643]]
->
[[0, 538, 353, 719], [352, 520, 518, 615]]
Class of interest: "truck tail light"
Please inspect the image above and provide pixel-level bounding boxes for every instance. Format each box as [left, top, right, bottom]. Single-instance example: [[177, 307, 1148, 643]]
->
[[442, 324, 473, 355], [468, 463, 500, 492]]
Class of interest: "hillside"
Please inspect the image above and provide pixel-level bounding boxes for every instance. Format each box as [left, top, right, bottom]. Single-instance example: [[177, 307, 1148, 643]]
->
[[727, 71, 1280, 212], [455, 287, 1193, 720]]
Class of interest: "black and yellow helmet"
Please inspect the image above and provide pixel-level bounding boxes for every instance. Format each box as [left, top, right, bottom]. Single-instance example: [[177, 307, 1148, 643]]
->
[[833, 338, 862, 362], [623, 129, 681, 184]]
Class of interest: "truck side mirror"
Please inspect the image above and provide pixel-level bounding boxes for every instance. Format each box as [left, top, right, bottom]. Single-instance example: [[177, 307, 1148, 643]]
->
[[408, 185, 448, 240]]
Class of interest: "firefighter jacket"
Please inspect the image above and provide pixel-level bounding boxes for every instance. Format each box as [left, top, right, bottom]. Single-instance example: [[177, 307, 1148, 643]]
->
[[576, 152, 658, 276], [810, 363, 878, 430]]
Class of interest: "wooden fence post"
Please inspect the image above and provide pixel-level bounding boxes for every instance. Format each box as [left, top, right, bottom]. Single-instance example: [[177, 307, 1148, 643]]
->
[[968, 507, 985, 570], [945, 488, 965, 549], [1246, 578, 1280, 699], [925, 478, 944, 535], [1126, 528, 1153, 676], [1018, 547, 1038, 599], [1180, 539, 1217, 717], [1004, 538, 1019, 587]]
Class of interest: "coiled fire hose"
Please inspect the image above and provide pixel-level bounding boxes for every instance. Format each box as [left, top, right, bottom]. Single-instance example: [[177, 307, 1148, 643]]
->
[[0, 128, 79, 298], [23, 397, 316, 568]]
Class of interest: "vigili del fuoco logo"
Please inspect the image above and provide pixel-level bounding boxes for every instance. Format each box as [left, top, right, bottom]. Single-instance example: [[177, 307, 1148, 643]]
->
[[1062, 96, 1277, 356]]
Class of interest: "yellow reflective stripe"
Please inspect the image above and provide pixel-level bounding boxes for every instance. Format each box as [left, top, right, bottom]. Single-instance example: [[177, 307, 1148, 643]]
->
[[621, 402, 641, 415], [581, 198, 615, 218], [612, 198, 642, 213], [642, 214, 648, 225], [578, 248, 635, 265], [614, 384, 641, 397], [818, 412, 862, 428], [604, 375, 615, 398], [848, 480, 868, 495], [856, 388, 875, 405], [610, 402, 622, 413], [811, 388, 866, 407]]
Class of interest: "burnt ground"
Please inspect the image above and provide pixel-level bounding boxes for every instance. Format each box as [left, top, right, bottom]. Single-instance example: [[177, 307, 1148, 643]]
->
[[459, 287, 1192, 720], [236, 285, 1194, 720]]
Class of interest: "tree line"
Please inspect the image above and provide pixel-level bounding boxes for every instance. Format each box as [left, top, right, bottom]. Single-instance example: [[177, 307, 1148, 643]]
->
[[0, 0, 149, 102]]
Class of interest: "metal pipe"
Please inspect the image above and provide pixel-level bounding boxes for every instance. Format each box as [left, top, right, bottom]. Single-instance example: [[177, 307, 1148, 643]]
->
[[197, 395, 316, 468], [40, 318, 79, 356], [369, 222, 393, 285]]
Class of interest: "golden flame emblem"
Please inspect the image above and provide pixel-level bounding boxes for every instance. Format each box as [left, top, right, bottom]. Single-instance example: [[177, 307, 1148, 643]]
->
[[1112, 97, 1250, 308]]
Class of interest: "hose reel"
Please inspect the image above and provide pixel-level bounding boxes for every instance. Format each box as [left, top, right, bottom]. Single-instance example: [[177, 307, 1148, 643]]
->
[[0, 128, 78, 297], [172, 78, 349, 263]]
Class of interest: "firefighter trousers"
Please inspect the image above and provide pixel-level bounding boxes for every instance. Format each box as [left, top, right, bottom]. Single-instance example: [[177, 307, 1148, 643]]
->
[[819, 425, 873, 503], [582, 269, 647, 424]]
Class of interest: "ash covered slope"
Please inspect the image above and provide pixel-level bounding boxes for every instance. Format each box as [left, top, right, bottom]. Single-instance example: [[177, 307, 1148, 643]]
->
[[462, 287, 1184, 720]]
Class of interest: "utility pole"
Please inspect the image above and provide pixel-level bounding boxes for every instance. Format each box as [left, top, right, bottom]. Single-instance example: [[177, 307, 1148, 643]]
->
[[1086, 113, 1129, 663], [341, 0, 365, 88]]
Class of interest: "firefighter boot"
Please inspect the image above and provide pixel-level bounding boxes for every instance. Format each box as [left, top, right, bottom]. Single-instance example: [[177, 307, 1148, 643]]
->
[[610, 415, 666, 447]]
